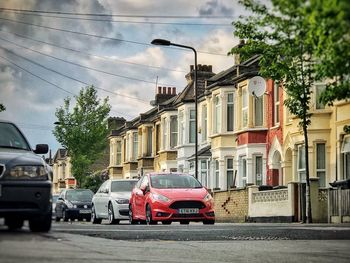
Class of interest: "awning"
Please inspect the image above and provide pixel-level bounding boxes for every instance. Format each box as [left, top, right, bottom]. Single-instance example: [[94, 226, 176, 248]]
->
[[341, 137, 350, 153]]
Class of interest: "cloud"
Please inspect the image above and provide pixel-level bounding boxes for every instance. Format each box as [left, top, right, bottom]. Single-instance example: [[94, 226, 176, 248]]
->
[[198, 0, 234, 16]]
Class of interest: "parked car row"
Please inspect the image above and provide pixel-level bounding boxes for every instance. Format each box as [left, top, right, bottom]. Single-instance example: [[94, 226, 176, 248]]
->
[[54, 173, 215, 225]]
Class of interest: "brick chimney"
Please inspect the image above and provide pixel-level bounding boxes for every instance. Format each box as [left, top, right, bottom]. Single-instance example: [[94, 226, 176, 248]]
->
[[152, 86, 177, 105], [108, 117, 126, 130], [233, 39, 245, 65]]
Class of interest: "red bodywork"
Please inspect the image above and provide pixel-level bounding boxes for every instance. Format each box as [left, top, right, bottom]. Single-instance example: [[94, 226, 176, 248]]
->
[[129, 173, 215, 224]]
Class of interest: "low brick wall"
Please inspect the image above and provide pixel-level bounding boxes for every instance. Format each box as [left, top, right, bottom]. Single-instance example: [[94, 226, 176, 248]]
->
[[213, 188, 249, 223]]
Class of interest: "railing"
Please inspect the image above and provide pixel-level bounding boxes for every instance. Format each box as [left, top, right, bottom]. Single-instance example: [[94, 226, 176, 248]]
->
[[328, 188, 350, 223]]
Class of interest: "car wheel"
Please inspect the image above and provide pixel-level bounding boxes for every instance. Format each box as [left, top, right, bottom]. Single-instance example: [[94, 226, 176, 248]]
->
[[55, 216, 61, 222], [5, 218, 24, 230], [108, 203, 119, 225], [29, 212, 52, 232], [180, 220, 190, 225], [162, 221, 172, 225], [203, 220, 215, 225], [62, 210, 69, 222], [129, 205, 138, 225], [146, 205, 157, 225], [91, 206, 102, 224]]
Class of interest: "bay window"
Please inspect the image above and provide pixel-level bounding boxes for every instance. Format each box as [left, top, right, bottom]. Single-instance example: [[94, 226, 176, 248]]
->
[[170, 116, 178, 149], [227, 93, 234, 131], [214, 94, 221, 133], [189, 110, 195, 143]]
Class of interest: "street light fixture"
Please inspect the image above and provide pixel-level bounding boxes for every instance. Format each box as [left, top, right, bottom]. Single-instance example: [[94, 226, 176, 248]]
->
[[151, 38, 198, 179]]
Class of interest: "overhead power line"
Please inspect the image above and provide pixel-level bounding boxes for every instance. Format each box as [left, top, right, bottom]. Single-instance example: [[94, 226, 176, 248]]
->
[[0, 8, 234, 19], [0, 30, 187, 73], [0, 16, 229, 57], [0, 10, 232, 26], [0, 45, 149, 104], [0, 36, 175, 87]]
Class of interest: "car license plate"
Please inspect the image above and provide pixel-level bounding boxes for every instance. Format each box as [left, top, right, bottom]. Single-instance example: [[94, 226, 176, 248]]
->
[[178, 208, 199, 214], [79, 209, 91, 214]]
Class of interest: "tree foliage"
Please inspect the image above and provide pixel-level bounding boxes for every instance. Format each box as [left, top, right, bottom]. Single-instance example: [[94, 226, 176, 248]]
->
[[53, 86, 111, 186], [231, 0, 349, 223]]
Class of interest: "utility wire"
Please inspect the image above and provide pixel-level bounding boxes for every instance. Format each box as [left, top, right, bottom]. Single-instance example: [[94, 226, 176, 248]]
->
[[0, 36, 175, 86], [0, 45, 149, 104], [0, 10, 232, 26], [0, 16, 229, 56], [0, 8, 234, 19], [0, 30, 187, 73]]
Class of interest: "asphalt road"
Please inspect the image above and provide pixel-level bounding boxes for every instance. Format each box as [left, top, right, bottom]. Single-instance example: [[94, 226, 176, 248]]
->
[[0, 221, 350, 263]]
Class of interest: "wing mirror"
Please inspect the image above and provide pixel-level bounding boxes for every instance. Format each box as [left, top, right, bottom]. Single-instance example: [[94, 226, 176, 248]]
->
[[34, 144, 49, 154], [140, 184, 149, 194]]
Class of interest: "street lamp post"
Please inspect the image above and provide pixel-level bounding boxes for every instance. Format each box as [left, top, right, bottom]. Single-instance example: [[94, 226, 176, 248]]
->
[[151, 39, 198, 179]]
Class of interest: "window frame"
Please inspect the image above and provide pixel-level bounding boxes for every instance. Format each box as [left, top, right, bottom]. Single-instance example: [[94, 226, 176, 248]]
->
[[226, 157, 234, 189], [170, 115, 178, 149], [316, 142, 326, 187], [213, 94, 221, 134], [227, 92, 234, 132], [189, 109, 196, 143], [274, 82, 280, 125]]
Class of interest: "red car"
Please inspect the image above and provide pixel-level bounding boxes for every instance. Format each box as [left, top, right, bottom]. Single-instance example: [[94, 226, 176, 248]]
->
[[129, 173, 215, 225]]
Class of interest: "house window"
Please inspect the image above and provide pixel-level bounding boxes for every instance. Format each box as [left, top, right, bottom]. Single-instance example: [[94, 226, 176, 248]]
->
[[316, 143, 326, 187], [242, 89, 248, 128], [227, 93, 234, 132], [202, 105, 207, 142], [110, 142, 114, 165], [201, 160, 208, 187], [226, 158, 234, 189], [132, 132, 138, 161], [179, 110, 184, 145], [255, 155, 263, 186], [125, 135, 130, 161], [214, 94, 221, 133], [254, 96, 263, 126], [342, 137, 350, 180], [189, 110, 195, 143], [170, 116, 178, 149], [162, 117, 167, 150], [274, 82, 280, 125], [239, 156, 247, 187], [215, 160, 220, 189], [315, 84, 326, 110], [156, 124, 161, 154], [298, 145, 306, 182], [116, 141, 122, 165], [146, 127, 152, 156], [123, 138, 126, 162]]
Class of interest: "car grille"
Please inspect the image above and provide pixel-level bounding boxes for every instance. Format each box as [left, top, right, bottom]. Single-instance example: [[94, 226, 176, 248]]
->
[[76, 204, 91, 209], [169, 201, 206, 209], [0, 164, 5, 178], [119, 209, 129, 216], [171, 213, 204, 218]]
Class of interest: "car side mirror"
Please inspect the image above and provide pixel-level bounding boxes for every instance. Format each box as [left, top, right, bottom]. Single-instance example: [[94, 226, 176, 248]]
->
[[140, 184, 149, 194], [34, 144, 49, 154], [58, 197, 63, 201]]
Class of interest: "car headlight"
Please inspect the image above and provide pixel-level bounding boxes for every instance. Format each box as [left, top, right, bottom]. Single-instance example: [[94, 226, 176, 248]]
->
[[152, 193, 169, 203], [65, 201, 76, 209], [9, 165, 48, 180], [115, 198, 129, 204], [203, 193, 213, 202]]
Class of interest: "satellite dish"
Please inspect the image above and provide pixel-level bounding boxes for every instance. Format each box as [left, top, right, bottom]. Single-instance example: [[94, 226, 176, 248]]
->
[[248, 76, 266, 97]]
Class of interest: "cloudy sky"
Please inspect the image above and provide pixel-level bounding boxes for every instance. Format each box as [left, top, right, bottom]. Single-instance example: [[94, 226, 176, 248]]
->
[[0, 0, 246, 155]]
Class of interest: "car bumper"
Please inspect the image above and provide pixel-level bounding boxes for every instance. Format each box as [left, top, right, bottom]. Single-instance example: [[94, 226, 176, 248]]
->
[[65, 208, 92, 219], [112, 202, 130, 220], [0, 181, 52, 218], [150, 200, 215, 222]]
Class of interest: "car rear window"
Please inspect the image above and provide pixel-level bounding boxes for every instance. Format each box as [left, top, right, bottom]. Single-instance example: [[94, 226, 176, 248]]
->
[[150, 174, 202, 189], [111, 181, 137, 192]]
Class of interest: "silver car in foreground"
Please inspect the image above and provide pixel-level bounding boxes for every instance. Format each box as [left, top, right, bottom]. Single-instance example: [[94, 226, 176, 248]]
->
[[91, 179, 137, 224]]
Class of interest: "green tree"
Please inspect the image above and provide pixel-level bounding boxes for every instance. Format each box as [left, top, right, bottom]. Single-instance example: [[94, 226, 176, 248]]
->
[[230, 0, 320, 223], [53, 86, 111, 187], [0, 103, 5, 112], [82, 172, 104, 193]]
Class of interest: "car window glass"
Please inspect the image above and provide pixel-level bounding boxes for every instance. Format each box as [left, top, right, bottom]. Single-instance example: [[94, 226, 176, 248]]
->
[[135, 176, 144, 188], [150, 174, 202, 189], [66, 190, 93, 202], [98, 181, 108, 193], [111, 180, 137, 192], [141, 176, 149, 188], [0, 122, 31, 150]]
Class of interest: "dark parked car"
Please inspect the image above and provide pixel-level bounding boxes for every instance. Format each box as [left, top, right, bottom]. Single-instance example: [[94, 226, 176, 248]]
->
[[55, 189, 94, 222], [0, 120, 52, 232]]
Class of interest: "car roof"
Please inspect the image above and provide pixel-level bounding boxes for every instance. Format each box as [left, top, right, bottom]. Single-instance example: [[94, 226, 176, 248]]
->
[[147, 172, 190, 177], [110, 179, 138, 182]]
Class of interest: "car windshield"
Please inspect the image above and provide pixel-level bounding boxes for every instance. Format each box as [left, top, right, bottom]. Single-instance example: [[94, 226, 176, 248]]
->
[[52, 195, 59, 203], [66, 190, 93, 202], [111, 181, 137, 192], [0, 122, 31, 150], [150, 174, 202, 189]]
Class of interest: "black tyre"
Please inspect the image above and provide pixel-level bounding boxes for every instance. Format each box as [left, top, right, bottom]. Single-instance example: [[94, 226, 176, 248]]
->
[[146, 205, 157, 225], [5, 218, 24, 230], [29, 213, 52, 232], [180, 220, 190, 225], [108, 203, 119, 225], [162, 221, 172, 225], [62, 210, 69, 222], [129, 205, 138, 225], [203, 220, 215, 225], [55, 216, 61, 222], [91, 206, 102, 224]]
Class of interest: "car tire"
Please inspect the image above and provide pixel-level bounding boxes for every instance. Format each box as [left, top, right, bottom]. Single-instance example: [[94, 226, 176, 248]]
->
[[29, 212, 52, 232], [162, 221, 172, 225], [146, 204, 157, 225], [62, 210, 69, 222], [55, 216, 61, 222], [5, 218, 24, 230], [203, 220, 215, 225], [180, 220, 190, 225], [108, 203, 119, 225], [129, 205, 138, 225], [91, 206, 102, 224]]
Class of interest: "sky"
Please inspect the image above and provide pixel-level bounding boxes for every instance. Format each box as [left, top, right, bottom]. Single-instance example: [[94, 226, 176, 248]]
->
[[0, 0, 247, 155]]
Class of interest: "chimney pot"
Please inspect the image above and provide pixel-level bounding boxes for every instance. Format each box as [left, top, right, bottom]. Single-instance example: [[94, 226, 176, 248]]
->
[[167, 87, 171, 94], [162, 87, 166, 94], [172, 87, 176, 95], [158, 86, 162, 94], [209, 65, 212, 72]]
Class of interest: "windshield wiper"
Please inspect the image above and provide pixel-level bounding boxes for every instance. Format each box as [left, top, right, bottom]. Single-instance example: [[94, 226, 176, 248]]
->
[[0, 145, 29, 150]]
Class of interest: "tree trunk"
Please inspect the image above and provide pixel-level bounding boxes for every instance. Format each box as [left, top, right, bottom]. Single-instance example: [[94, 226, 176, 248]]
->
[[303, 122, 312, 223]]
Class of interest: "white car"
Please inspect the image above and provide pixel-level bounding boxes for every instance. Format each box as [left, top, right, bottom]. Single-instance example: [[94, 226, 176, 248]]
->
[[91, 179, 138, 224]]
